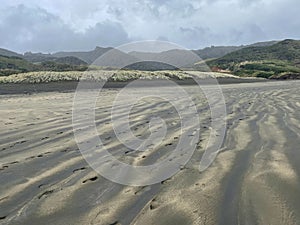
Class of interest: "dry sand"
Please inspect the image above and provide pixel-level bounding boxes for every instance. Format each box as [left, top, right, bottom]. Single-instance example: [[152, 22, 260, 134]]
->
[[0, 80, 299, 225]]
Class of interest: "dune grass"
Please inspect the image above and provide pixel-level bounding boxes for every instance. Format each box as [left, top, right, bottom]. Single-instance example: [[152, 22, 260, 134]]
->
[[0, 70, 244, 84]]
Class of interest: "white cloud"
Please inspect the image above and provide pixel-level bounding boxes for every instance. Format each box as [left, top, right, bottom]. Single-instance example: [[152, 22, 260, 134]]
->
[[0, 4, 129, 53], [0, 0, 300, 52]]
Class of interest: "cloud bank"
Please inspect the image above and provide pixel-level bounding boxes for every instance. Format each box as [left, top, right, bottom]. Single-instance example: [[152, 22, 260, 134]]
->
[[1, 0, 300, 52]]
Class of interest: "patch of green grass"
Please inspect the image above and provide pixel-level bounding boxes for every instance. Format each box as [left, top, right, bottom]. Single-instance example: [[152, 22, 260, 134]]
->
[[207, 40, 300, 79], [227, 60, 300, 78]]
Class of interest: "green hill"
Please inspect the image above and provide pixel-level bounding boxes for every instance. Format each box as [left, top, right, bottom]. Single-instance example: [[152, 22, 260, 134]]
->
[[193, 46, 242, 60], [0, 48, 22, 58], [193, 41, 278, 60], [0, 40, 299, 79], [0, 55, 38, 76], [208, 39, 300, 79], [0, 55, 88, 76], [24, 52, 88, 65], [23, 52, 57, 63]]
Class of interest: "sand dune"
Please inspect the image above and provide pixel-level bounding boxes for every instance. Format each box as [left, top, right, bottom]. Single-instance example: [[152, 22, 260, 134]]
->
[[0, 81, 299, 225]]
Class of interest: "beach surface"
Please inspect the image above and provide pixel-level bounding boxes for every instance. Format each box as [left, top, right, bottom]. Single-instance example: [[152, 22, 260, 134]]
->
[[0, 80, 299, 225]]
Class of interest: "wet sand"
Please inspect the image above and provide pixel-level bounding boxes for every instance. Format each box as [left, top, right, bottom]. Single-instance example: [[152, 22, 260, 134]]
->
[[0, 81, 299, 225], [0, 77, 267, 95]]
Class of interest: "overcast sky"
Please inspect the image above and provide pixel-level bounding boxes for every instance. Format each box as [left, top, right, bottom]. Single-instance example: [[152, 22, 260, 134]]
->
[[1, 0, 299, 53]]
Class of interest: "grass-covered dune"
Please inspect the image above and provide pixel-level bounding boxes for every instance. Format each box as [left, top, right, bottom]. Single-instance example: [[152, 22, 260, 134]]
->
[[222, 60, 300, 79], [0, 70, 254, 84], [208, 39, 300, 79]]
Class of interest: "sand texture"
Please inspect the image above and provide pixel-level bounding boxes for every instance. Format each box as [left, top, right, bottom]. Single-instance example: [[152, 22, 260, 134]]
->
[[0, 81, 299, 225]]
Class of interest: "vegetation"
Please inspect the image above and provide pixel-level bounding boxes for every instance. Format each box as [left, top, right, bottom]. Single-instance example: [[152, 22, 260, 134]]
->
[[227, 60, 300, 78], [39, 61, 88, 72], [193, 41, 278, 60], [0, 48, 22, 58], [0, 55, 38, 76], [24, 52, 88, 65], [208, 40, 300, 79], [0, 70, 240, 84], [210, 40, 300, 64], [1, 39, 299, 80], [0, 55, 88, 76], [23, 52, 57, 63]]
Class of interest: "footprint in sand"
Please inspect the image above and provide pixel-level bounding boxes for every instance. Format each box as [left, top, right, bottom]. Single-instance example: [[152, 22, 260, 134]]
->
[[109, 221, 120, 225], [73, 167, 86, 173], [82, 176, 98, 184], [38, 183, 47, 188], [61, 147, 71, 152], [149, 198, 160, 210], [25, 156, 36, 160], [0, 165, 9, 171], [134, 186, 151, 195], [38, 189, 54, 199], [125, 150, 134, 154], [161, 177, 172, 184]]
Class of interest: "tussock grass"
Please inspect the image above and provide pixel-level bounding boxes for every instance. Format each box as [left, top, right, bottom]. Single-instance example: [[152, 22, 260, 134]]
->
[[0, 70, 244, 84]]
